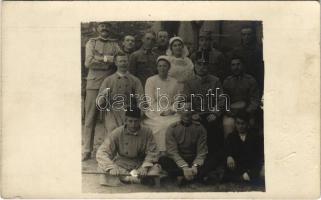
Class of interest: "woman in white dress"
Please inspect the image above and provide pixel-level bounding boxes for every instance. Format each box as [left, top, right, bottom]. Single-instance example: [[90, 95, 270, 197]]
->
[[166, 36, 195, 83], [143, 56, 182, 153]]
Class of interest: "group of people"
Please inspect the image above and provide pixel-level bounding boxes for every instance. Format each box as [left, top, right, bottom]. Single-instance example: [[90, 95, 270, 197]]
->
[[82, 21, 264, 186]]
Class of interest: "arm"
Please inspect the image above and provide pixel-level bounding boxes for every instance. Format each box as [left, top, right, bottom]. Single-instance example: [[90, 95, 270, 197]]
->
[[84, 39, 109, 70], [193, 126, 208, 166], [128, 53, 137, 76], [96, 78, 110, 109], [142, 129, 159, 168], [213, 79, 225, 117], [165, 126, 188, 168], [96, 133, 118, 172], [246, 78, 260, 113]]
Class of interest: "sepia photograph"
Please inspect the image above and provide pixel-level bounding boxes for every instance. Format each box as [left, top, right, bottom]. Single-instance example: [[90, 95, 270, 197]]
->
[[1, 1, 320, 198], [81, 20, 265, 193]]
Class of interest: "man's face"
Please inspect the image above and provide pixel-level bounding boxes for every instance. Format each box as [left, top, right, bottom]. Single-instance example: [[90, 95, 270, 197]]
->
[[231, 59, 243, 76], [171, 40, 183, 57], [199, 37, 211, 50], [241, 28, 253, 46], [97, 23, 110, 38], [194, 61, 209, 76], [142, 33, 155, 49], [157, 31, 169, 47], [123, 35, 135, 51], [125, 116, 141, 132], [115, 56, 128, 73], [235, 118, 248, 134]]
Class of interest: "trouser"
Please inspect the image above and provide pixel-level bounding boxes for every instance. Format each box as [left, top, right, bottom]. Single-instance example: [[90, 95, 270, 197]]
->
[[99, 164, 161, 185], [223, 162, 262, 182], [83, 89, 99, 154], [199, 114, 224, 160], [158, 156, 218, 179]]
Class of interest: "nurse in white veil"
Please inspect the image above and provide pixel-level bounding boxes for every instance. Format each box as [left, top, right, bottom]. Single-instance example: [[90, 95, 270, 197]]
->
[[166, 36, 195, 83], [143, 56, 182, 153]]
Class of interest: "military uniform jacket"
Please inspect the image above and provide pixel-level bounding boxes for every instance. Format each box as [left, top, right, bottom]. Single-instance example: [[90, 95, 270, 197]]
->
[[97, 72, 144, 109], [129, 47, 158, 87], [184, 75, 224, 116], [223, 73, 260, 113], [96, 125, 159, 171], [165, 121, 208, 167], [85, 37, 121, 90]]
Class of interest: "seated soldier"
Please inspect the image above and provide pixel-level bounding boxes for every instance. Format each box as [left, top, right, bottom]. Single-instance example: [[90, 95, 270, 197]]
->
[[159, 105, 221, 185], [96, 107, 161, 186], [222, 56, 260, 138], [223, 112, 264, 183]]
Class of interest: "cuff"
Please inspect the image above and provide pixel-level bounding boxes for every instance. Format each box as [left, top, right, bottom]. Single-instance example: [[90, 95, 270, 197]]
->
[[142, 162, 154, 168], [176, 159, 188, 168], [193, 159, 204, 166]]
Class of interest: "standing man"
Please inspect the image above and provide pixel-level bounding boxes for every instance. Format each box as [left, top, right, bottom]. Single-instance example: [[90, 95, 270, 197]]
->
[[96, 107, 160, 186], [129, 31, 158, 87], [191, 31, 227, 80], [83, 22, 121, 161], [121, 35, 136, 57], [152, 30, 169, 57], [229, 26, 264, 97], [184, 54, 226, 161], [97, 52, 144, 136], [222, 57, 260, 138]]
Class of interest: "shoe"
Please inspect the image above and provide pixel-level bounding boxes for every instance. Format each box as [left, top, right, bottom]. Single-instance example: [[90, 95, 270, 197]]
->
[[82, 152, 91, 161]]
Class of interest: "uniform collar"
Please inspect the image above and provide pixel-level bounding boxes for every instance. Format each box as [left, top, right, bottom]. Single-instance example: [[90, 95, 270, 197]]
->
[[116, 71, 129, 78], [98, 36, 117, 42], [124, 125, 139, 136], [232, 73, 245, 80], [141, 47, 153, 54], [196, 74, 211, 83]]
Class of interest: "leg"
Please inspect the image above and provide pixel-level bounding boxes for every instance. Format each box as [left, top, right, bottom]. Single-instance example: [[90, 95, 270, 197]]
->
[[222, 115, 235, 139], [158, 156, 183, 178], [83, 89, 99, 159], [200, 115, 224, 161]]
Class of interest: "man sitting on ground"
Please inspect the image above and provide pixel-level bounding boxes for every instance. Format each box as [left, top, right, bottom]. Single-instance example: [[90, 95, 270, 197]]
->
[[224, 112, 264, 183], [96, 107, 160, 186], [159, 105, 221, 185]]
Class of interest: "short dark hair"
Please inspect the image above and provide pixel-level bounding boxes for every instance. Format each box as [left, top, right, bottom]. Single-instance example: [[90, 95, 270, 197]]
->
[[230, 56, 243, 64], [123, 35, 135, 41], [143, 30, 156, 38], [114, 51, 128, 61], [235, 111, 250, 123]]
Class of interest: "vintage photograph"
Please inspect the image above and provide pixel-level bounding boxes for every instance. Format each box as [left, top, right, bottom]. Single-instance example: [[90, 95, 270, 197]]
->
[[81, 20, 265, 193]]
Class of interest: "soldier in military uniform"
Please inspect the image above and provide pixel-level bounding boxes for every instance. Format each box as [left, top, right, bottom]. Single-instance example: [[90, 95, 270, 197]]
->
[[121, 35, 136, 57], [159, 107, 221, 185], [96, 52, 144, 136], [229, 26, 264, 97], [190, 31, 227, 80], [222, 56, 260, 138], [129, 31, 158, 87], [152, 30, 169, 57], [82, 22, 121, 161], [183, 53, 226, 161]]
